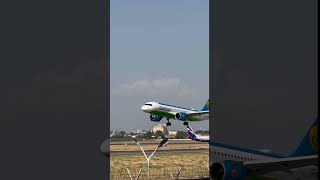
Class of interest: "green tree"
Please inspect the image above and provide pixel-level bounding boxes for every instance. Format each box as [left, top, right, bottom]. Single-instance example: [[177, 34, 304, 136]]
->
[[143, 131, 154, 139], [154, 130, 164, 138], [175, 131, 188, 139], [113, 131, 126, 138]]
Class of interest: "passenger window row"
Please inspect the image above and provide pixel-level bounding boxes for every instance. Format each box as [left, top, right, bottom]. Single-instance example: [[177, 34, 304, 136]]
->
[[212, 150, 256, 161]]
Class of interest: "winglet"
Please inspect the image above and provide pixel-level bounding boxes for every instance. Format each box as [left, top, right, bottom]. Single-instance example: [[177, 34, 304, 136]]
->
[[201, 99, 210, 111]]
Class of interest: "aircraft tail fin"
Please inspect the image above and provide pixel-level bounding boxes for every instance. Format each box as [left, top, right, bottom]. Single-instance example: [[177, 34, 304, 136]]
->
[[290, 118, 318, 157], [187, 125, 197, 140], [201, 99, 210, 111]]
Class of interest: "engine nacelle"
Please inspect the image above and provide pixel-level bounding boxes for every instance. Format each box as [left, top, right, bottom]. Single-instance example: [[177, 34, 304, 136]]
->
[[150, 115, 162, 122], [210, 160, 247, 180], [175, 112, 188, 121]]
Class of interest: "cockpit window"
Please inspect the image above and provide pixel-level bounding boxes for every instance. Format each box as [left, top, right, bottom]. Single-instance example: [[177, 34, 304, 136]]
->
[[144, 103, 152, 106]]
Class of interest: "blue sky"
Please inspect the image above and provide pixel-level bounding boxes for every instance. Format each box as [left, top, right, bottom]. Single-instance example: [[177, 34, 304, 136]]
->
[[111, 0, 209, 132]]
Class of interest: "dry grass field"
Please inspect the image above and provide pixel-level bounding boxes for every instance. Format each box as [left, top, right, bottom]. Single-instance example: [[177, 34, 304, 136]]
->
[[110, 152, 209, 179], [111, 152, 209, 170], [110, 141, 209, 179]]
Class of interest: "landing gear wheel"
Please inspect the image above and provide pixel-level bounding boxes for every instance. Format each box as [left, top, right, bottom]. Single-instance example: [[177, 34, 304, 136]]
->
[[166, 122, 171, 126], [183, 121, 188, 126]]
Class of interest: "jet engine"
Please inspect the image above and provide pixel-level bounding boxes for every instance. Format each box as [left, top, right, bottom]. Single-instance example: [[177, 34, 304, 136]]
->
[[150, 115, 162, 122], [175, 112, 188, 121], [210, 160, 248, 180]]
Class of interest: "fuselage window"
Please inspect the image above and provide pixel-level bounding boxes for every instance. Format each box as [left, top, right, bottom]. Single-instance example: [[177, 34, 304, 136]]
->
[[145, 104, 152, 106]]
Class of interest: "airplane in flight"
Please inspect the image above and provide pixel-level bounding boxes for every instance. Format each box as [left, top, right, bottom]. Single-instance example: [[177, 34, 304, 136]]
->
[[207, 118, 318, 180], [187, 125, 209, 142], [141, 100, 209, 126]]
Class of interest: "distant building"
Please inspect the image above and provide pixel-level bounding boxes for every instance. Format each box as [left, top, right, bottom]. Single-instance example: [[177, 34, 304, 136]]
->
[[152, 124, 168, 135], [135, 129, 147, 134], [168, 130, 178, 138], [110, 130, 127, 138]]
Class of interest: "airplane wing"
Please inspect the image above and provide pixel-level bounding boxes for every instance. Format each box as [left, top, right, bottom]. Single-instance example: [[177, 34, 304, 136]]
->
[[243, 155, 318, 175]]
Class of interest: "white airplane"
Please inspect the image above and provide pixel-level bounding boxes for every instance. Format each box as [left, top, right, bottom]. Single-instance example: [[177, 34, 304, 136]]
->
[[141, 100, 209, 126], [208, 118, 318, 180], [187, 125, 209, 142], [187, 119, 318, 180]]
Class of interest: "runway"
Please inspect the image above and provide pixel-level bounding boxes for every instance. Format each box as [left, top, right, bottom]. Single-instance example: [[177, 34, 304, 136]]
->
[[111, 148, 208, 155], [110, 140, 205, 146]]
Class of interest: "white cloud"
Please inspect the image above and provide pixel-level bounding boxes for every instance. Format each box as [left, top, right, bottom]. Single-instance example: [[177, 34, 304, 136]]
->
[[113, 78, 193, 97]]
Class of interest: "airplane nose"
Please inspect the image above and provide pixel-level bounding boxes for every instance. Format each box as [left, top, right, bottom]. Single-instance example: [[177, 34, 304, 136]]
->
[[141, 105, 152, 112], [141, 105, 148, 112]]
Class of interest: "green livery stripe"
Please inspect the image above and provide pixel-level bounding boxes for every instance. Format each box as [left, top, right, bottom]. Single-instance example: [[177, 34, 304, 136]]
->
[[150, 111, 202, 121], [150, 111, 175, 119]]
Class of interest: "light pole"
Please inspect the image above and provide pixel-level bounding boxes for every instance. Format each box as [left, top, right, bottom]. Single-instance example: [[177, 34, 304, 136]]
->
[[131, 137, 168, 179]]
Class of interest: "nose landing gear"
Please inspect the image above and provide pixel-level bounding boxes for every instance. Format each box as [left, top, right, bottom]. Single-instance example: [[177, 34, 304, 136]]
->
[[183, 121, 188, 126], [166, 118, 172, 126]]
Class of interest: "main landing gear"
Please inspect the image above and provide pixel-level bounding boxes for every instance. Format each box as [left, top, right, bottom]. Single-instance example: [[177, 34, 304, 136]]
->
[[166, 118, 172, 126], [165, 119, 188, 126]]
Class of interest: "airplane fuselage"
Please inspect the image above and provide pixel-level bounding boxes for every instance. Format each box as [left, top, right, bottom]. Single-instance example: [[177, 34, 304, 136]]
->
[[210, 142, 280, 163]]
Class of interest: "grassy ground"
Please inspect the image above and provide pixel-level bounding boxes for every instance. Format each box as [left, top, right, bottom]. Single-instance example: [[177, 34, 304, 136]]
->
[[110, 142, 209, 180], [111, 152, 209, 170]]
